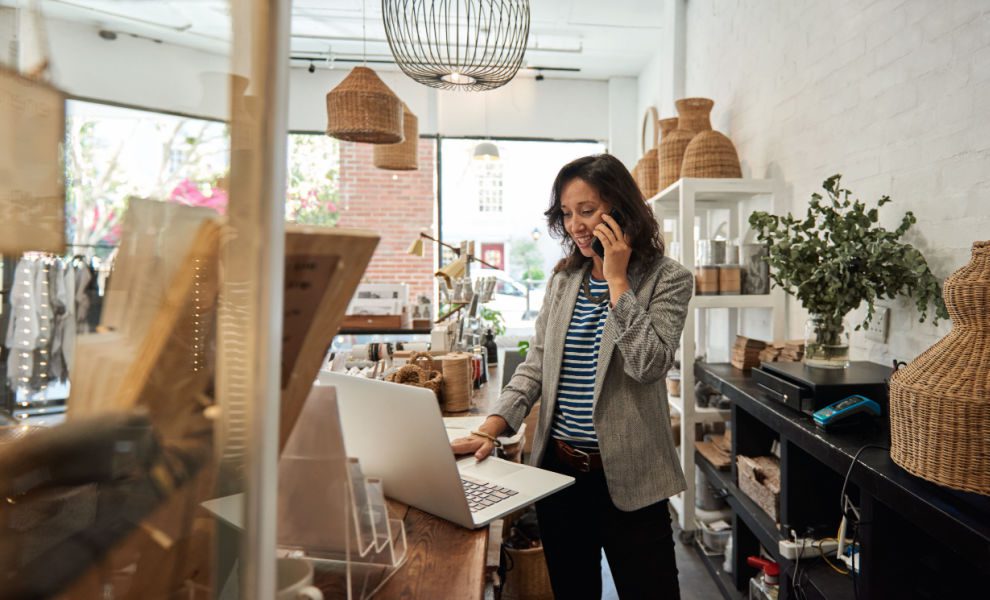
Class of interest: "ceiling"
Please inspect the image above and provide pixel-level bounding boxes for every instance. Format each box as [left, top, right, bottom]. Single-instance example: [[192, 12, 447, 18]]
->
[[17, 0, 664, 80]]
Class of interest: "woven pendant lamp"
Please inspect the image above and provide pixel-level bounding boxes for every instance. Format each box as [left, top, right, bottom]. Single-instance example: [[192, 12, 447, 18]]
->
[[374, 103, 419, 170], [326, 66, 403, 143]]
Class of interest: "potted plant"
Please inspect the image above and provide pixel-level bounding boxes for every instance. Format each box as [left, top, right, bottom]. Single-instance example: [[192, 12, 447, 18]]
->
[[749, 175, 948, 368]]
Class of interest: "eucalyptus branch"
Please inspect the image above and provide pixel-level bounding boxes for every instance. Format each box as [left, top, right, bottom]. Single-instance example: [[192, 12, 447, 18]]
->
[[749, 175, 948, 332]]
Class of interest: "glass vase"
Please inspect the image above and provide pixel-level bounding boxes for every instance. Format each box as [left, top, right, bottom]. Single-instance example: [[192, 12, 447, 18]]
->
[[803, 313, 850, 369]]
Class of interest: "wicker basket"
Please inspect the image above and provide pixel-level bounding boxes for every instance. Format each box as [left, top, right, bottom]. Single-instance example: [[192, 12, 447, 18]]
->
[[638, 107, 660, 198], [889, 240, 990, 496], [326, 66, 403, 144], [659, 98, 712, 189], [385, 352, 443, 400], [374, 103, 419, 170], [500, 545, 553, 600]]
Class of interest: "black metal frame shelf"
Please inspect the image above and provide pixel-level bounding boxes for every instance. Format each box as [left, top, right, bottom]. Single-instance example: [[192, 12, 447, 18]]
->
[[696, 451, 784, 564], [693, 361, 990, 600]]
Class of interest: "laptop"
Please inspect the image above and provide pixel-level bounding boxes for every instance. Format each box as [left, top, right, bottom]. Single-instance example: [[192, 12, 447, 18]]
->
[[317, 371, 574, 529]]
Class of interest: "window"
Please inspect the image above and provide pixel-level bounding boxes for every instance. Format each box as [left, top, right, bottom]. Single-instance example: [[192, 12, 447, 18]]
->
[[477, 160, 504, 213], [440, 138, 606, 335]]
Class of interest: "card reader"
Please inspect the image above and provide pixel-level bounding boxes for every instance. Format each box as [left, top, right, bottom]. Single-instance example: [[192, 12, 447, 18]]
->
[[813, 395, 881, 428]]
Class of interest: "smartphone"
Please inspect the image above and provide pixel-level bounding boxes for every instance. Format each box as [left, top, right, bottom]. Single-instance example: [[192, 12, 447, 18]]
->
[[591, 208, 625, 259]]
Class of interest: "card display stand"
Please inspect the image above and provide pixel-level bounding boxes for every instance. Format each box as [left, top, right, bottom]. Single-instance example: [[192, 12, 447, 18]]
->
[[204, 386, 407, 599]]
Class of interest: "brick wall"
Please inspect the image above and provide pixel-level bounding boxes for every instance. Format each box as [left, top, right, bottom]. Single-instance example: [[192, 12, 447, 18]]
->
[[685, 0, 990, 363], [337, 138, 436, 306]]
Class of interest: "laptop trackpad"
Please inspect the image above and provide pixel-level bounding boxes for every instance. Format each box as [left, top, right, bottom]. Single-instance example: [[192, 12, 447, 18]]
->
[[459, 458, 524, 480]]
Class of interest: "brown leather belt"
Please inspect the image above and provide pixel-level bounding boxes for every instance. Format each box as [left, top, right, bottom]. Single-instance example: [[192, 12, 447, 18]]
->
[[553, 439, 603, 473]]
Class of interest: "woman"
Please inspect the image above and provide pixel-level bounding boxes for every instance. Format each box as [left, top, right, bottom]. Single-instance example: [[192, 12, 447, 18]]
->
[[451, 154, 693, 599]]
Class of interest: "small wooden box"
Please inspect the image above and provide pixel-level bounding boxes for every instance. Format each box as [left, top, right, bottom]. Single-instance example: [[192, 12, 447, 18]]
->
[[737, 455, 781, 522]]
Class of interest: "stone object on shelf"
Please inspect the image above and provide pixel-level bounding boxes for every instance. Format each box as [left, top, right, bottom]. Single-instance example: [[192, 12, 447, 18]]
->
[[737, 454, 781, 522]]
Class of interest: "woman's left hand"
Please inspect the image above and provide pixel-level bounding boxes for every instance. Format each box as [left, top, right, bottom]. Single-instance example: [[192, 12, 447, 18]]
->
[[594, 213, 633, 284]]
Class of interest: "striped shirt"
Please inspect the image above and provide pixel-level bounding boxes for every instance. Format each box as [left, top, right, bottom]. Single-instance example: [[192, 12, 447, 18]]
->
[[550, 275, 610, 450]]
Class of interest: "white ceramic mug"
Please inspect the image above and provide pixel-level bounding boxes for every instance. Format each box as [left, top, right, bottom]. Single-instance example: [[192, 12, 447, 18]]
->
[[277, 557, 323, 600]]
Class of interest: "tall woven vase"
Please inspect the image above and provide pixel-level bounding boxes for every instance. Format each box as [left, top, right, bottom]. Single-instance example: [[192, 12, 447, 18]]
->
[[681, 99, 742, 178], [889, 240, 990, 496], [659, 98, 711, 189]]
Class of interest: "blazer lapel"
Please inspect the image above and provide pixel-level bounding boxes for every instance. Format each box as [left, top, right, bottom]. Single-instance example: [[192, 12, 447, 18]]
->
[[544, 268, 584, 414], [594, 260, 647, 405]]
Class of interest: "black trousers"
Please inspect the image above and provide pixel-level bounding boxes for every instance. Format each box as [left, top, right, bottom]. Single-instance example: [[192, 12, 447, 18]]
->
[[535, 447, 681, 600]]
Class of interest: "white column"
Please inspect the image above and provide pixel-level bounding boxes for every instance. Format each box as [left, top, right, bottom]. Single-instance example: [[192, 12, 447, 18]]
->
[[607, 76, 639, 171], [224, 0, 290, 597], [659, 0, 687, 117]]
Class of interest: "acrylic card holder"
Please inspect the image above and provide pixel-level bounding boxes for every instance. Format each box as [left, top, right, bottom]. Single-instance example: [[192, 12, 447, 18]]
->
[[276, 386, 407, 600]]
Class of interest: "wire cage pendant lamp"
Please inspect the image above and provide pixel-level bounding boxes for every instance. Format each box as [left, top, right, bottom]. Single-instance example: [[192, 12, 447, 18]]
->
[[382, 0, 531, 92]]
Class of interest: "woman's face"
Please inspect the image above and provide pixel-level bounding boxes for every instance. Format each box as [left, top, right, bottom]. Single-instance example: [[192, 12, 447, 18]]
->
[[560, 177, 610, 258]]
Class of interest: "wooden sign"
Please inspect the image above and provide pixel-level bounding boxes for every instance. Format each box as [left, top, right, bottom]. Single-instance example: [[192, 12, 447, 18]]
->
[[0, 65, 66, 255], [279, 226, 379, 451]]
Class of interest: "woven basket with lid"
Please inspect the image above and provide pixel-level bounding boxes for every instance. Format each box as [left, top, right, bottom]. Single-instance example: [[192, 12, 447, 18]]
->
[[326, 66, 403, 144], [374, 103, 419, 170], [889, 240, 990, 496]]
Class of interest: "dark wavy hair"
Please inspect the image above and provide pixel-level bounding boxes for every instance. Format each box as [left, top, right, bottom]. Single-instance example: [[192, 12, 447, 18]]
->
[[545, 154, 665, 274]]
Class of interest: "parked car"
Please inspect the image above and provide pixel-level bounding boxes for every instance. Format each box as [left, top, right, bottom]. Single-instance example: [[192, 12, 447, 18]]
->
[[477, 269, 545, 326]]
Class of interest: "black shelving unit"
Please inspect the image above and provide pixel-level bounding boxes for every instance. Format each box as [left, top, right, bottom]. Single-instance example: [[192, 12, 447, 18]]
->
[[692, 361, 990, 600]]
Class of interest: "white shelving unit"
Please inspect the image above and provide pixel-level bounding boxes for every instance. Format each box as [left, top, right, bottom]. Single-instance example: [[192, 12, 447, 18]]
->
[[649, 178, 787, 533]]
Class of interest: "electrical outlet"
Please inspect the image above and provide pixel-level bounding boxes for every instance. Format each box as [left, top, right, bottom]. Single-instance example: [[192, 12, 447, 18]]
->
[[865, 306, 890, 343]]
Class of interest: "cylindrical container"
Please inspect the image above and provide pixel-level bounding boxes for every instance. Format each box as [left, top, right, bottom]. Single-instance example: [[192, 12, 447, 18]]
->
[[666, 370, 681, 397], [740, 243, 770, 294], [696, 240, 726, 266], [695, 266, 719, 295], [725, 242, 740, 265], [439, 353, 472, 412], [696, 466, 727, 510], [718, 265, 742, 295]]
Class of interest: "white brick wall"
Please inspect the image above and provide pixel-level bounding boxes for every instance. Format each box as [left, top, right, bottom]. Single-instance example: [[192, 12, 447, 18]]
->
[[685, 0, 990, 364]]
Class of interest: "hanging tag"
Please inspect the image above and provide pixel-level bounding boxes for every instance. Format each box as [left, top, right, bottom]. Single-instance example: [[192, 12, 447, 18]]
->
[[0, 3, 67, 255]]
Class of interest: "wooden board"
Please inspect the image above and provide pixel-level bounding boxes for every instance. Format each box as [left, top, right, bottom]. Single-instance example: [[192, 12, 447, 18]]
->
[[69, 204, 222, 445], [0, 65, 66, 255], [278, 226, 379, 452]]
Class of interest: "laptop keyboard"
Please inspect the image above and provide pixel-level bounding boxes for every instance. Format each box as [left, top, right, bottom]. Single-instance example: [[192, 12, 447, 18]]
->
[[461, 475, 520, 513]]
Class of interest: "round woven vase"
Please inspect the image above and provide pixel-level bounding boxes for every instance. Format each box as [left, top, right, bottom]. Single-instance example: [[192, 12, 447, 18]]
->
[[374, 103, 419, 170], [889, 240, 990, 496], [659, 98, 712, 189], [326, 66, 403, 144]]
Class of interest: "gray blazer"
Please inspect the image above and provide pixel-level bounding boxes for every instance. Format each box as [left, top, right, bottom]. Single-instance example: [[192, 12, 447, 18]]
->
[[492, 255, 693, 511]]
